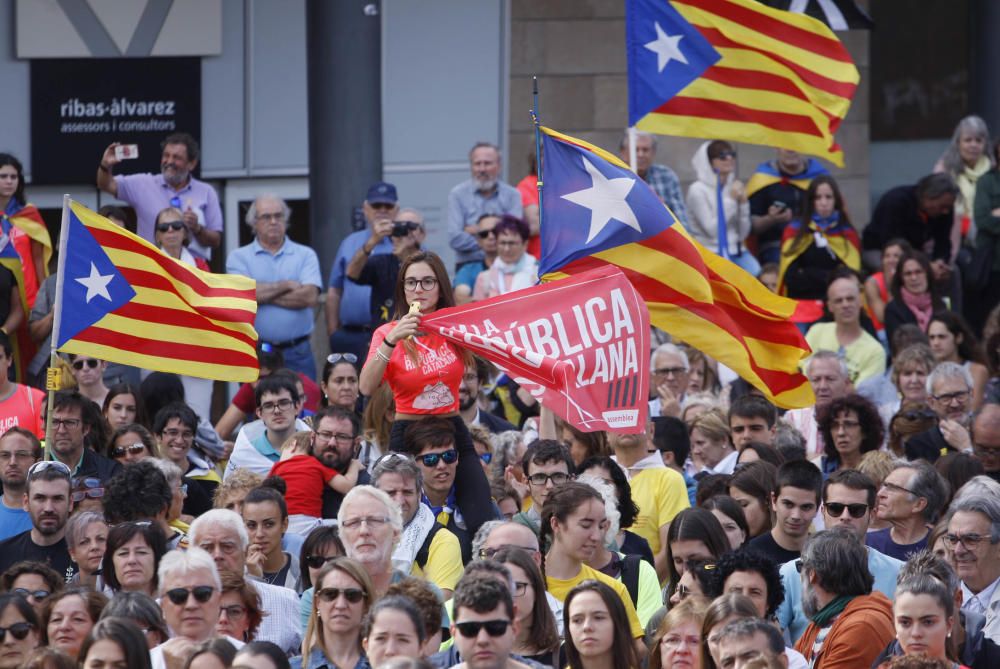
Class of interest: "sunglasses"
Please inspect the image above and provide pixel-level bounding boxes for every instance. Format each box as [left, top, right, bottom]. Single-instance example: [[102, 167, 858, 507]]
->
[[72, 359, 100, 370], [72, 487, 105, 503], [12, 588, 50, 601], [111, 443, 146, 458], [316, 587, 366, 604], [0, 622, 34, 643], [326, 352, 358, 365], [477, 229, 497, 239], [165, 586, 215, 606], [824, 502, 868, 519], [304, 554, 339, 570], [156, 221, 185, 232], [419, 449, 458, 467], [454, 620, 511, 638], [479, 452, 493, 464], [28, 460, 71, 478]]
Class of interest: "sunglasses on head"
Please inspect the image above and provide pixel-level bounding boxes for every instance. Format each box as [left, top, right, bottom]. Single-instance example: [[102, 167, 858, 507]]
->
[[316, 587, 366, 604], [419, 449, 458, 467], [326, 352, 358, 365], [0, 622, 34, 643], [72, 359, 100, 370], [12, 588, 49, 601], [304, 554, 339, 570], [111, 443, 146, 458], [824, 502, 869, 519], [454, 620, 511, 638], [28, 460, 71, 478], [156, 221, 184, 232], [165, 586, 215, 606]]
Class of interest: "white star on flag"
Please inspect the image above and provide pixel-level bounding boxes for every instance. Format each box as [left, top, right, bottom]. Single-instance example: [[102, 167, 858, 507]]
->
[[75, 262, 114, 303], [645, 21, 688, 72], [561, 157, 641, 243]]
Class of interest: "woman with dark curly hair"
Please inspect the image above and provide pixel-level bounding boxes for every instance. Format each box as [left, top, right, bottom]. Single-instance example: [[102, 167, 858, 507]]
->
[[884, 249, 947, 343], [0, 562, 64, 618], [578, 456, 654, 565], [816, 394, 885, 475], [706, 548, 784, 620]]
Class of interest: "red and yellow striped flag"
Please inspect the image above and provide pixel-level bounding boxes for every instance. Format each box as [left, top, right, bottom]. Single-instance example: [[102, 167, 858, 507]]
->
[[54, 200, 259, 382], [629, 0, 859, 166]]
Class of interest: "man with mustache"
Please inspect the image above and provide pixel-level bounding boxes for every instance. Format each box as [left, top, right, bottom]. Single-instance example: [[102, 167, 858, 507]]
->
[[0, 459, 75, 580], [96, 132, 222, 260]]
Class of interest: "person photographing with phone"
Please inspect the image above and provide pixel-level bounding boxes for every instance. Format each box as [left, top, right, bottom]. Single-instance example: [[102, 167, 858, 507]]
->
[[95, 133, 222, 261], [346, 207, 426, 326]]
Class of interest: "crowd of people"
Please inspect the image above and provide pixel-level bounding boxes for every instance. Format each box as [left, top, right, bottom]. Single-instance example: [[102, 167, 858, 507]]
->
[[0, 116, 999, 669]]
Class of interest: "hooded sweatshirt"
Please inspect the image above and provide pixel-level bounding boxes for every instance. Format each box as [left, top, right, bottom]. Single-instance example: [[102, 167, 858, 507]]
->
[[685, 140, 751, 256], [794, 591, 895, 669]]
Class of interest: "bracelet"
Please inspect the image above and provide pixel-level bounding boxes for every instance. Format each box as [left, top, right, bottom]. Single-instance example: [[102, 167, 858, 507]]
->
[[375, 348, 391, 363], [382, 337, 396, 348]]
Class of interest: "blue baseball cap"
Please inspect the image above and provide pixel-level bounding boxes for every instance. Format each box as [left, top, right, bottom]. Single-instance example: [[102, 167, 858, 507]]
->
[[366, 181, 398, 205]]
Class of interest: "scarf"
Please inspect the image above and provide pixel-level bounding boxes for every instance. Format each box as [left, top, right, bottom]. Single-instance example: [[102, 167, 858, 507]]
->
[[811, 594, 854, 627], [955, 155, 992, 218], [901, 287, 933, 330], [489, 253, 537, 296], [391, 503, 436, 571]]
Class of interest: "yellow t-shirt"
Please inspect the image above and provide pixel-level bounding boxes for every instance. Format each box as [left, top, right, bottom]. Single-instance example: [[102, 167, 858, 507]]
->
[[410, 526, 463, 593], [546, 564, 643, 638], [628, 467, 690, 555]]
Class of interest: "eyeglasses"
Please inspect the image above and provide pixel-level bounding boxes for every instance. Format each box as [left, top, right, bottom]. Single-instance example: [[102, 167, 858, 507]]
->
[[881, 481, 919, 497], [316, 587, 366, 604], [497, 240, 523, 248], [51, 418, 83, 430], [477, 229, 497, 239], [512, 581, 529, 597], [527, 472, 571, 486], [304, 554, 339, 570], [403, 277, 438, 291], [220, 605, 247, 621], [71, 359, 100, 371], [326, 353, 358, 365], [161, 428, 194, 441], [72, 486, 105, 503], [931, 390, 970, 404], [661, 633, 701, 648], [179, 483, 188, 496], [824, 502, 869, 519], [28, 460, 71, 478], [256, 212, 285, 223], [164, 586, 215, 605], [315, 431, 355, 444], [479, 452, 493, 465], [477, 545, 539, 560], [340, 515, 390, 531], [156, 221, 184, 232], [260, 398, 295, 413], [712, 151, 737, 160], [455, 620, 511, 638], [419, 449, 458, 468], [0, 622, 34, 642], [653, 366, 687, 377], [794, 559, 805, 573], [111, 443, 146, 458], [12, 588, 50, 601], [974, 443, 1000, 457], [943, 533, 994, 550]]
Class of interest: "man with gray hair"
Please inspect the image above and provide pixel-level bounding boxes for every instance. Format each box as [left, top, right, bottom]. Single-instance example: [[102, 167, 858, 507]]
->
[[783, 350, 852, 459], [618, 130, 687, 224], [794, 527, 895, 668], [188, 508, 301, 654], [649, 342, 690, 418], [448, 142, 523, 271], [947, 494, 1000, 642], [372, 452, 463, 597], [867, 460, 948, 561], [337, 485, 404, 596], [716, 618, 788, 669], [226, 193, 322, 378], [905, 361, 975, 462]]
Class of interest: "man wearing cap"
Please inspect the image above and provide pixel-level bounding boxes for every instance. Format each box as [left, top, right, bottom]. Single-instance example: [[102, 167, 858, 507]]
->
[[345, 207, 425, 326], [326, 182, 400, 361], [448, 143, 523, 272], [227, 194, 322, 379]]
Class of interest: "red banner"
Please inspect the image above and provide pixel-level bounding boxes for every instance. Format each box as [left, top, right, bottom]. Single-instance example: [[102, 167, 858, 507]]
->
[[423, 267, 651, 433]]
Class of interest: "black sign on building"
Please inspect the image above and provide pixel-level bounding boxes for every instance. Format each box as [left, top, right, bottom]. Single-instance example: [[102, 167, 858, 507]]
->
[[30, 58, 201, 184]]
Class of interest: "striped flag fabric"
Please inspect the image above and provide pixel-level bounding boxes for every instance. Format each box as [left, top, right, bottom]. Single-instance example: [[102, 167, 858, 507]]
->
[[2, 202, 52, 307], [539, 127, 815, 409], [626, 0, 859, 166], [54, 199, 259, 382]]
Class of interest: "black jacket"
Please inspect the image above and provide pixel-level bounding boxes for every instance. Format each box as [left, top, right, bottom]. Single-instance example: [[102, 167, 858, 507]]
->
[[73, 448, 123, 482], [477, 410, 517, 435]]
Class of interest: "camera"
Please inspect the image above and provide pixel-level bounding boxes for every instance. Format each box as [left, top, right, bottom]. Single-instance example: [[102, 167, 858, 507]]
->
[[392, 221, 417, 237]]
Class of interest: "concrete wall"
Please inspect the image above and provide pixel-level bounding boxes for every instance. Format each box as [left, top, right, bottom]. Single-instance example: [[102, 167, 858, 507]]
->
[[508, 0, 873, 227]]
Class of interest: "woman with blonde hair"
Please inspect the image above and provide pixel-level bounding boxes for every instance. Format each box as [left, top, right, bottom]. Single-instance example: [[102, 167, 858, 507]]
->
[[689, 410, 736, 475], [649, 596, 709, 669]]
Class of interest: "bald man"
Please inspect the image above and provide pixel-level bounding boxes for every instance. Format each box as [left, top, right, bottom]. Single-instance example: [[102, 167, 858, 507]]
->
[[974, 404, 1000, 484]]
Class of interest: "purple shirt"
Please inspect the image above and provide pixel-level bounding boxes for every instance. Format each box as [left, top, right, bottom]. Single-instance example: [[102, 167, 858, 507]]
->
[[114, 173, 223, 259]]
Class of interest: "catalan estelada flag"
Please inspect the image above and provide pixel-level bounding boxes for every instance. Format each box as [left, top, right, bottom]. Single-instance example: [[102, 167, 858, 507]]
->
[[53, 200, 259, 382], [539, 127, 814, 409], [625, 0, 859, 166], [2, 202, 53, 307]]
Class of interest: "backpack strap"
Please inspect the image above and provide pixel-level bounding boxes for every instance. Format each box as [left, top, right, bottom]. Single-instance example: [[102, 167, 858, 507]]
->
[[621, 554, 642, 607], [415, 522, 444, 570]]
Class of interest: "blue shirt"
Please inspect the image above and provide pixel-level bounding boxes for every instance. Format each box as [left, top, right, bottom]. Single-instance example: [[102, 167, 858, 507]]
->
[[447, 179, 523, 264], [454, 260, 486, 290], [0, 502, 31, 542], [250, 432, 281, 463], [865, 526, 929, 561], [327, 229, 392, 327], [226, 237, 322, 342], [777, 546, 902, 644]]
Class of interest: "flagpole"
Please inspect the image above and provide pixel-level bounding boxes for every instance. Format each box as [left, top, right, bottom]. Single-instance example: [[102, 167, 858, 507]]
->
[[531, 75, 543, 232], [628, 126, 638, 173], [44, 195, 72, 460]]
